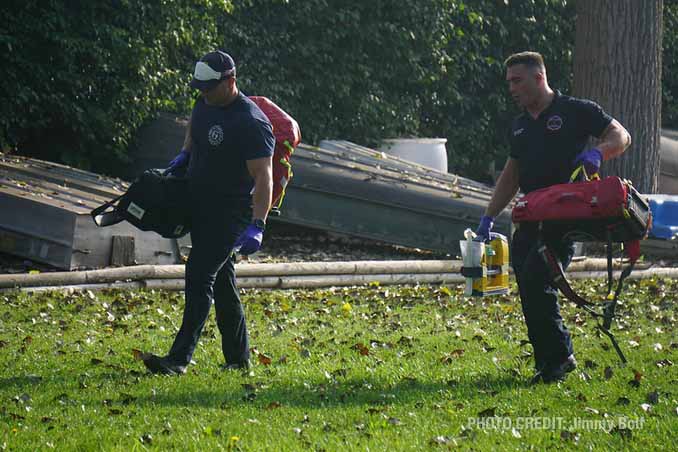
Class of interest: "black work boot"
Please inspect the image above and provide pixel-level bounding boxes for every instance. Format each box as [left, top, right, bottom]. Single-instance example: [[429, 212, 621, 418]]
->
[[221, 360, 250, 371], [530, 355, 577, 385], [540, 354, 577, 384], [142, 354, 187, 375]]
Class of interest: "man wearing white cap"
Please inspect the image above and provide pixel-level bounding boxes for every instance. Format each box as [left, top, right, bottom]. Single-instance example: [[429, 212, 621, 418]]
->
[[144, 50, 275, 374]]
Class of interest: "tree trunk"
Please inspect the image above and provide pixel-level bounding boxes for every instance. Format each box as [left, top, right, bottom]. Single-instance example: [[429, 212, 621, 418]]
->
[[573, 0, 663, 194]]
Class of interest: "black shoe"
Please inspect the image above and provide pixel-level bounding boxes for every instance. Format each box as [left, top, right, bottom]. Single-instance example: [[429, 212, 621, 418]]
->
[[221, 361, 250, 371], [540, 354, 577, 384], [142, 354, 187, 375], [529, 369, 547, 385]]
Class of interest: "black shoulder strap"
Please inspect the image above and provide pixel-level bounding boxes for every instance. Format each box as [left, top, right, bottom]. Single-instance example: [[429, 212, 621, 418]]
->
[[538, 241, 632, 364], [90, 194, 125, 227]]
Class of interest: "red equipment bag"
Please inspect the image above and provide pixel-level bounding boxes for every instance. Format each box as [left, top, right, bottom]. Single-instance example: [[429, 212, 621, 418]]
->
[[511, 172, 652, 363], [249, 96, 301, 212], [512, 175, 651, 244]]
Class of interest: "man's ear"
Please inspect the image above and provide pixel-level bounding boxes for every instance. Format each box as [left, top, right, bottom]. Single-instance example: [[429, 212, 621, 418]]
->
[[534, 71, 544, 85]]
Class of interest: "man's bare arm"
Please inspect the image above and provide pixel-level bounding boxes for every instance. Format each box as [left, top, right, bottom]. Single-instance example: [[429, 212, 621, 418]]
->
[[182, 114, 193, 151], [598, 119, 631, 161], [484, 157, 520, 218], [246, 156, 273, 222]]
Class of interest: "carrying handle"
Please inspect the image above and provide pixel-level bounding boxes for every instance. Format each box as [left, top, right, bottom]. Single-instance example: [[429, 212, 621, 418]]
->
[[569, 165, 600, 183], [90, 194, 125, 227]]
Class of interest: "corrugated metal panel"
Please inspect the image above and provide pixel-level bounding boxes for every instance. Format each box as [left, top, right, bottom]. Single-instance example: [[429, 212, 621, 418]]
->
[[0, 152, 181, 269], [276, 143, 510, 253]]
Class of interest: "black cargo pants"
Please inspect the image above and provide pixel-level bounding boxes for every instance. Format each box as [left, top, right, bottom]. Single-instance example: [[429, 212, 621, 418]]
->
[[511, 225, 575, 371], [168, 204, 251, 367]]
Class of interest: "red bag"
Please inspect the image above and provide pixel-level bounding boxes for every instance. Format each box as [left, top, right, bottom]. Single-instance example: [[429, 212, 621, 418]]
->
[[512, 176, 651, 244], [249, 96, 301, 210]]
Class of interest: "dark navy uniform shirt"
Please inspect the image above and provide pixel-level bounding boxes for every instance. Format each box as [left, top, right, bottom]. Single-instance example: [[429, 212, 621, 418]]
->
[[187, 92, 275, 204], [509, 90, 612, 194]]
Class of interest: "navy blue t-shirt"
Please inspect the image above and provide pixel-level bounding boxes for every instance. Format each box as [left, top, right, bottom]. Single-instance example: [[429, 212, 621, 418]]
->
[[187, 92, 275, 203], [509, 90, 612, 194]]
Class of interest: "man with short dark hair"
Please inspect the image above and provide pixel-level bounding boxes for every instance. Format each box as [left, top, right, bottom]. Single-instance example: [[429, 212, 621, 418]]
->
[[143, 50, 275, 375], [475, 51, 631, 383]]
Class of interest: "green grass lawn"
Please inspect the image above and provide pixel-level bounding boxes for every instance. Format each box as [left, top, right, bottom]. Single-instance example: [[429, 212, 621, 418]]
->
[[0, 278, 676, 451]]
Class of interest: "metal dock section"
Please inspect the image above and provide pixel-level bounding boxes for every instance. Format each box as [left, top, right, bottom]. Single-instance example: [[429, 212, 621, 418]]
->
[[0, 153, 182, 269]]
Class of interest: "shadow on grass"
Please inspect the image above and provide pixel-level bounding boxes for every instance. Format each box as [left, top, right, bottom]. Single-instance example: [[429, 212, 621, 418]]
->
[[132, 373, 525, 409], [0, 374, 45, 389]]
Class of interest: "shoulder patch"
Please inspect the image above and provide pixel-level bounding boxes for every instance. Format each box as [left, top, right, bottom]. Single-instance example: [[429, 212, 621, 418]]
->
[[513, 127, 524, 136]]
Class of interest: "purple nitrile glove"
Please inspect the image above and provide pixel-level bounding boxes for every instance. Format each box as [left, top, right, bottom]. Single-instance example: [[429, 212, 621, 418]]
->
[[166, 149, 190, 174], [573, 148, 602, 177], [475, 215, 494, 242], [233, 223, 265, 255]]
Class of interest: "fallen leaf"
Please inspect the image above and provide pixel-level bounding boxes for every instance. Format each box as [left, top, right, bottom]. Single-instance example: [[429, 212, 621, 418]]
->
[[266, 402, 281, 410], [647, 391, 659, 404], [397, 336, 414, 346], [354, 343, 369, 356], [120, 393, 137, 405], [341, 303, 352, 316], [429, 436, 455, 446], [611, 427, 632, 440], [332, 368, 348, 378], [627, 369, 643, 388], [204, 426, 222, 437], [616, 397, 631, 406], [604, 367, 614, 380], [478, 407, 496, 417], [640, 403, 652, 412], [257, 353, 272, 366], [139, 433, 153, 444], [560, 430, 580, 442], [440, 349, 465, 364]]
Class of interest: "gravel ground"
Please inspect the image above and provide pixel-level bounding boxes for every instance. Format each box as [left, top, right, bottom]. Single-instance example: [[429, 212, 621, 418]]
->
[[246, 221, 451, 263]]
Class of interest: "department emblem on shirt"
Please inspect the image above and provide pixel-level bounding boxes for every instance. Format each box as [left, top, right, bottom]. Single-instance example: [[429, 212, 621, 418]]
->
[[546, 115, 563, 131], [208, 125, 224, 146]]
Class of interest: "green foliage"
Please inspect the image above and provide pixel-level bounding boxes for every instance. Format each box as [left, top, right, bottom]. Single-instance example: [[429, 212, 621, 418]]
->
[[221, 0, 575, 181], [0, 0, 231, 174], [1, 1, 675, 180], [0, 278, 676, 449]]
